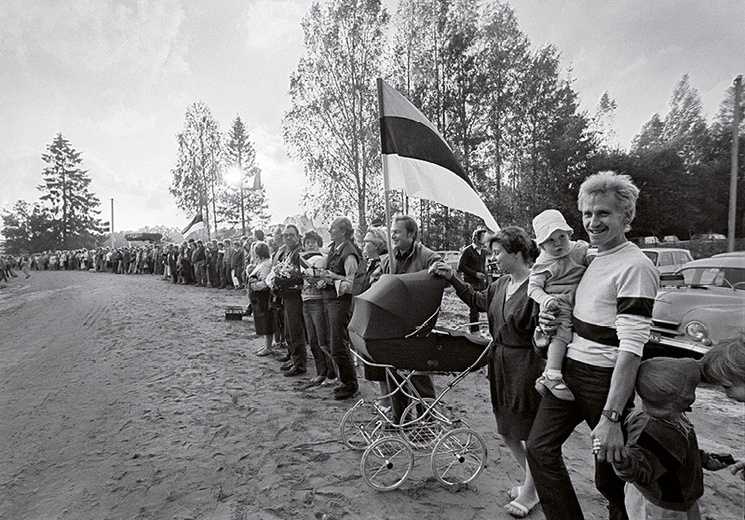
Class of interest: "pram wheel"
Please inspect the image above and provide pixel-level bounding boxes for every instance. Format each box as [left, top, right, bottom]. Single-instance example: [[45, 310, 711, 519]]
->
[[398, 398, 449, 449], [361, 436, 414, 491], [340, 400, 387, 451], [431, 428, 487, 486]]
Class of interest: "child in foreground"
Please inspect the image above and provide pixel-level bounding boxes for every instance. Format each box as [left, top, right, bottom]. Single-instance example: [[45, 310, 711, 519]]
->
[[528, 209, 591, 401], [611, 356, 740, 519]]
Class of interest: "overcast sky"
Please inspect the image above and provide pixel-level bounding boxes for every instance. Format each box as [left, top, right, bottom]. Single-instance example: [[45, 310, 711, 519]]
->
[[1, 0, 742, 232]]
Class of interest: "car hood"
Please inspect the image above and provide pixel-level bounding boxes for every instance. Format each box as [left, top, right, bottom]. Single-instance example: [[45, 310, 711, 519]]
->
[[653, 287, 745, 324]]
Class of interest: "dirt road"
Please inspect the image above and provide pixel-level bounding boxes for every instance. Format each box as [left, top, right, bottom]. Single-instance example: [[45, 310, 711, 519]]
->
[[1, 271, 742, 519]]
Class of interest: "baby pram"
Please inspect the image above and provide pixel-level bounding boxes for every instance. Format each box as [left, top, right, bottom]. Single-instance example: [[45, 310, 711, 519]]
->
[[342, 271, 491, 491]]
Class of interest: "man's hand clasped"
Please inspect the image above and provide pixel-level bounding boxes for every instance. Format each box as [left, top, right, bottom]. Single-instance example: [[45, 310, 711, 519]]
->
[[428, 261, 454, 280], [591, 420, 625, 463]]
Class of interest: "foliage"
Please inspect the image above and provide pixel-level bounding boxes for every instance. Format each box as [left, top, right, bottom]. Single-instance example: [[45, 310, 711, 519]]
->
[[170, 102, 223, 238], [218, 115, 270, 234], [283, 0, 389, 235], [1, 201, 54, 253], [384, 1, 595, 245], [626, 74, 744, 239], [35, 133, 104, 249]]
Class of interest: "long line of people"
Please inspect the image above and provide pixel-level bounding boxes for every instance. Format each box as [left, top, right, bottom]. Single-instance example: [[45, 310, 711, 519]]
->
[[7, 191, 744, 519]]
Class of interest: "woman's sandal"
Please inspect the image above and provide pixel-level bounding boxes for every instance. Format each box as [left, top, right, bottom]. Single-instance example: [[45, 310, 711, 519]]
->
[[505, 499, 534, 518]]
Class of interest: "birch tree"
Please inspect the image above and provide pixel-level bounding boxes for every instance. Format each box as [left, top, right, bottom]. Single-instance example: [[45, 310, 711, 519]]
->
[[283, 0, 389, 233], [170, 102, 223, 238]]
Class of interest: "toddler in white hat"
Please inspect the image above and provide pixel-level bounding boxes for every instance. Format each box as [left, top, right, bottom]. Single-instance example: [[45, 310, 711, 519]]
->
[[529, 209, 592, 401]]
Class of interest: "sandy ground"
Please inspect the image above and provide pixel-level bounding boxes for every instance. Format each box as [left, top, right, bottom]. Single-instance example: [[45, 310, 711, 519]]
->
[[0, 270, 743, 520]]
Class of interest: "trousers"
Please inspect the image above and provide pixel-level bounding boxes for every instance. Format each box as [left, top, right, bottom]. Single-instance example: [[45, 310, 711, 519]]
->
[[527, 358, 632, 520]]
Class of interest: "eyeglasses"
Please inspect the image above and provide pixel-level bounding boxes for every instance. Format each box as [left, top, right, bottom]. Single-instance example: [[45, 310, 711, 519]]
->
[[282, 233, 297, 238]]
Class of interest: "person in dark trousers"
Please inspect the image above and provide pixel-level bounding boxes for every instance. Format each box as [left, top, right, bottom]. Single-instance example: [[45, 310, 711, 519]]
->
[[526, 171, 658, 520], [380, 215, 441, 421], [318, 217, 361, 400], [458, 228, 489, 332]]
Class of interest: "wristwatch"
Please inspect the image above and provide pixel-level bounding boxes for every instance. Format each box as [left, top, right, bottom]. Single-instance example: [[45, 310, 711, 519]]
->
[[601, 409, 621, 422]]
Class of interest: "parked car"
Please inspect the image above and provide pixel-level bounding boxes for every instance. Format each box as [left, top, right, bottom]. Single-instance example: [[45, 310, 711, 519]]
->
[[691, 233, 727, 241], [633, 236, 661, 246], [711, 251, 745, 259], [640, 247, 693, 274], [647, 255, 745, 358], [661, 235, 680, 244]]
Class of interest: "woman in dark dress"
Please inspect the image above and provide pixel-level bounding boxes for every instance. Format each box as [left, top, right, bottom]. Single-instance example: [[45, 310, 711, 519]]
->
[[248, 242, 275, 356], [431, 226, 543, 518]]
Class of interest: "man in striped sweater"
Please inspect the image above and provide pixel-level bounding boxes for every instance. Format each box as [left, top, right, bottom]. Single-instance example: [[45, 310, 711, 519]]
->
[[526, 171, 658, 520]]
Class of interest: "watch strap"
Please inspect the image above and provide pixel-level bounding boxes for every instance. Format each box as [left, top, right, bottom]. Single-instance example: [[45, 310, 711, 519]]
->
[[602, 409, 621, 422]]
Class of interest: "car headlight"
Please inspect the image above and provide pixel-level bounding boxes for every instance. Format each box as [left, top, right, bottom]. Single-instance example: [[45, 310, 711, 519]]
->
[[685, 321, 710, 343]]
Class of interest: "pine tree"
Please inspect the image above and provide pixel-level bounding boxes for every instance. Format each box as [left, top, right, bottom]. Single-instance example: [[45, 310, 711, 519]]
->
[[38, 133, 102, 249]]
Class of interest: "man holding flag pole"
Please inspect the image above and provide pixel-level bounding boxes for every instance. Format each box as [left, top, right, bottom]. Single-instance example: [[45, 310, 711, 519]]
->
[[374, 78, 500, 421]]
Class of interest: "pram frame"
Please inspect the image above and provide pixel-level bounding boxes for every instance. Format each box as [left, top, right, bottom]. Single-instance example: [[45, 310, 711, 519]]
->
[[350, 339, 490, 430], [341, 332, 491, 491]]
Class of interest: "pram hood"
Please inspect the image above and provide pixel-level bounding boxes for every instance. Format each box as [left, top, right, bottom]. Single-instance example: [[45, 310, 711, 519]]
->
[[349, 270, 448, 340]]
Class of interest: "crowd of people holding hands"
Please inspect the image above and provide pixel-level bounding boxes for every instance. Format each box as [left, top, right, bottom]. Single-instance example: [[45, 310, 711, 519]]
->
[[3, 169, 744, 519]]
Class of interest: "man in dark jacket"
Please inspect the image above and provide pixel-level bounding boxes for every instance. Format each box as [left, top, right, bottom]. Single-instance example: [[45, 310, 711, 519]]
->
[[380, 215, 441, 422], [273, 225, 307, 377], [457, 228, 488, 332]]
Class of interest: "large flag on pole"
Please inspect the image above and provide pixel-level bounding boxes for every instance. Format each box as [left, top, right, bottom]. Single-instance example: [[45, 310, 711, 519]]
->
[[182, 213, 204, 235], [377, 79, 499, 231]]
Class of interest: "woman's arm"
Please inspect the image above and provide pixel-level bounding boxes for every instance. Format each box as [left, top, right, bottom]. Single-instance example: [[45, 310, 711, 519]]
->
[[430, 261, 491, 312]]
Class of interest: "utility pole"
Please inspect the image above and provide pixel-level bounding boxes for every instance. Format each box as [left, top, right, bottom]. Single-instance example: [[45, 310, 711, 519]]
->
[[110, 198, 115, 249], [240, 164, 246, 237], [728, 75, 741, 253]]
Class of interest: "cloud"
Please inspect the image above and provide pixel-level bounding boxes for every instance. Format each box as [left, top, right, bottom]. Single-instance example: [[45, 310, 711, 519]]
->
[[239, 0, 306, 53], [77, 104, 158, 138], [0, 0, 189, 86], [0, 147, 45, 213]]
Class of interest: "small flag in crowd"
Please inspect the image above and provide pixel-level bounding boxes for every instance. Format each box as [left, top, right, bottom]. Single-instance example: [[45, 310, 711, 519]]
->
[[182, 213, 204, 235], [377, 79, 499, 231]]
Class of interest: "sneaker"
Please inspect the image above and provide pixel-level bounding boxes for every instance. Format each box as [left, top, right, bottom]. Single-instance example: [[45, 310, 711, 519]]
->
[[280, 361, 294, 371], [333, 384, 358, 400]]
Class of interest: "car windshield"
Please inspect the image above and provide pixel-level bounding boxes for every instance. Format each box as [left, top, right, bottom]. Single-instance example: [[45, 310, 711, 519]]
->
[[680, 267, 745, 289]]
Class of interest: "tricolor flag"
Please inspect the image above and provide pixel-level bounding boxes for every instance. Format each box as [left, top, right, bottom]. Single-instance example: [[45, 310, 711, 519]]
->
[[377, 79, 499, 231], [182, 213, 204, 235]]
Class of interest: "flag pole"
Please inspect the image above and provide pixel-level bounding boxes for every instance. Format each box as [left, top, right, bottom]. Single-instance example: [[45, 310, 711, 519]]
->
[[377, 78, 394, 274]]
